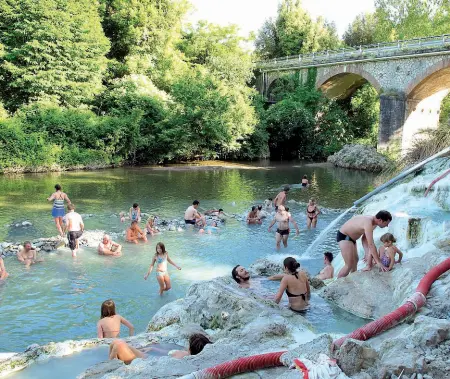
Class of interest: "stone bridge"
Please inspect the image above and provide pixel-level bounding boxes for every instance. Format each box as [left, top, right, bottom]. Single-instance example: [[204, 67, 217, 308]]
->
[[255, 35, 450, 153]]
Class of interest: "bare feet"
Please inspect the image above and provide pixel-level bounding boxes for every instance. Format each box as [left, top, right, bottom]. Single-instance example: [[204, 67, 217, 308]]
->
[[362, 266, 372, 272]]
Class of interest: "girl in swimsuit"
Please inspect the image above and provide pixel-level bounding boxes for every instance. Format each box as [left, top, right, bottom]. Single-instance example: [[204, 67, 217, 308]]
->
[[144, 242, 181, 295], [146, 216, 159, 236], [273, 257, 310, 312], [97, 299, 135, 338], [306, 198, 320, 229], [301, 175, 309, 188], [378, 233, 403, 271], [47, 184, 71, 237]]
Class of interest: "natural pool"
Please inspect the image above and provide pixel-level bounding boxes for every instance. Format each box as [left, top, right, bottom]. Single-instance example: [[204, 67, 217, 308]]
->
[[0, 162, 377, 353]]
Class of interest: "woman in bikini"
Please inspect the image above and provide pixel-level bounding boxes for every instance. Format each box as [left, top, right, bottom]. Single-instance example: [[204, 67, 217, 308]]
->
[[378, 233, 403, 271], [144, 242, 181, 295], [271, 257, 310, 312], [306, 198, 320, 229], [97, 299, 134, 338], [47, 184, 71, 237]]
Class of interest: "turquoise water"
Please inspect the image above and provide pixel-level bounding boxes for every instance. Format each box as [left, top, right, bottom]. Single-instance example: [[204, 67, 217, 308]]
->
[[0, 162, 376, 352]]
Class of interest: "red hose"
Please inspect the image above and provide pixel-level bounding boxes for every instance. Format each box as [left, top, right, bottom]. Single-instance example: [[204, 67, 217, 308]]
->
[[424, 169, 450, 197], [182, 258, 450, 378], [334, 257, 450, 347]]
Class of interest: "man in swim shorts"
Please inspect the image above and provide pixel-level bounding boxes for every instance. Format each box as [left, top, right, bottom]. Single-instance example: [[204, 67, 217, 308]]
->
[[17, 241, 43, 267], [65, 204, 84, 257], [337, 210, 392, 278], [184, 200, 206, 227], [273, 186, 289, 210], [268, 205, 299, 249], [316, 252, 334, 280], [231, 265, 252, 288], [98, 234, 122, 256]]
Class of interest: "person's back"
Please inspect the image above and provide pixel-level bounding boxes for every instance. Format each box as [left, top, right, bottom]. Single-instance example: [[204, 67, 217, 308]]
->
[[98, 314, 122, 338], [66, 211, 83, 232], [285, 271, 309, 311], [184, 205, 196, 220]]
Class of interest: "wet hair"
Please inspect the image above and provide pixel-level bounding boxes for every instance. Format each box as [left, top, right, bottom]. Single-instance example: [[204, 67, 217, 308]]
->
[[189, 334, 212, 355], [380, 233, 396, 243], [131, 220, 138, 225], [375, 210, 392, 222], [285, 207, 289, 212], [67, 203, 75, 211], [268, 198, 272, 201], [219, 208, 223, 212], [231, 265, 241, 283], [251, 206, 256, 212], [257, 205, 262, 210], [284, 257, 300, 273], [193, 200, 200, 206], [55, 184, 62, 191], [324, 252, 333, 262], [303, 175, 307, 179], [155, 242, 166, 255], [284, 186, 290, 192], [101, 299, 116, 319], [23, 241, 32, 247], [133, 203, 138, 208]]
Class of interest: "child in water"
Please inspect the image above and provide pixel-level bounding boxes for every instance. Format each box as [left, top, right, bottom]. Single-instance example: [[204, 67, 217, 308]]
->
[[97, 299, 135, 338], [144, 242, 181, 295], [146, 216, 159, 236], [129, 203, 141, 223], [378, 233, 403, 271]]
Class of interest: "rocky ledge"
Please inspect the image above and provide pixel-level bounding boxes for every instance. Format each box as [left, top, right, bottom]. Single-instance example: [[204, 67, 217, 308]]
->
[[327, 144, 389, 172]]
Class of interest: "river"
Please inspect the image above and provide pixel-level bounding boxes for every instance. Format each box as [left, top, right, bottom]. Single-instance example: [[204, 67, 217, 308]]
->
[[0, 161, 377, 352]]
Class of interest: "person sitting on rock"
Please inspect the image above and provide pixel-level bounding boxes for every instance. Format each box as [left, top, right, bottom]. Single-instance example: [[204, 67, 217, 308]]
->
[[232, 265, 252, 288], [17, 241, 43, 267], [98, 235, 122, 256], [378, 233, 403, 271], [126, 221, 147, 244], [316, 252, 334, 280], [108, 333, 212, 364], [97, 299, 134, 339], [0, 257, 9, 280]]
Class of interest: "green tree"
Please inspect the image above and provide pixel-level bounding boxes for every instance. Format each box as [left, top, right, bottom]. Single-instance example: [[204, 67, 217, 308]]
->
[[343, 13, 378, 46], [0, 0, 110, 111]]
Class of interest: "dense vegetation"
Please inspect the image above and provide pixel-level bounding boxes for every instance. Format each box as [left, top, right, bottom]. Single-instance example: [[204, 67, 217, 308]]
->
[[0, 0, 448, 172]]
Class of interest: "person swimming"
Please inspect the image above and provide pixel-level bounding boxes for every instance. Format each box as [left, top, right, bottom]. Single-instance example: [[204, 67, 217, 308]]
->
[[108, 333, 212, 364], [144, 242, 181, 295], [97, 299, 134, 339]]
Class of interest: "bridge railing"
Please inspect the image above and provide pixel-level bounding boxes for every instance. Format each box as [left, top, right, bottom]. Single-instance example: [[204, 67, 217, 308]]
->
[[255, 34, 450, 70]]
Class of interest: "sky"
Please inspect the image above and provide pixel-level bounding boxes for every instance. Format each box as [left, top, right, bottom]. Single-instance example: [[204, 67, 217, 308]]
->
[[187, 0, 375, 38]]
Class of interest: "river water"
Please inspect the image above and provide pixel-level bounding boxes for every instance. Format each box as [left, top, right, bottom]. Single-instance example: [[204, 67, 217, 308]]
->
[[0, 162, 377, 352]]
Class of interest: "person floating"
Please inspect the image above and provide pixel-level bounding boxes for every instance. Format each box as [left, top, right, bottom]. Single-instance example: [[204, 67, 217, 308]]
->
[[65, 203, 84, 258], [316, 252, 334, 280], [378, 233, 403, 271], [145, 216, 159, 236], [47, 184, 71, 237], [144, 242, 181, 295], [98, 234, 122, 256], [199, 221, 220, 234], [129, 203, 141, 223], [301, 175, 309, 188], [184, 200, 206, 227], [97, 299, 134, 339], [17, 241, 44, 267], [0, 257, 9, 280], [270, 257, 310, 313], [306, 198, 320, 229], [231, 265, 252, 288], [268, 205, 300, 249], [246, 206, 262, 224], [126, 221, 147, 244], [274, 186, 290, 210], [108, 333, 212, 364], [337, 210, 392, 278]]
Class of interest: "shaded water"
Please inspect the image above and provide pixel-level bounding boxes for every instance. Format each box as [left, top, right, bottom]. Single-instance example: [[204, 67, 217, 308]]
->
[[0, 162, 377, 352]]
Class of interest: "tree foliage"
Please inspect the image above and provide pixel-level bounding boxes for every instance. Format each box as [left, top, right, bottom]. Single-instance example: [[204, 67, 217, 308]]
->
[[343, 13, 378, 46]]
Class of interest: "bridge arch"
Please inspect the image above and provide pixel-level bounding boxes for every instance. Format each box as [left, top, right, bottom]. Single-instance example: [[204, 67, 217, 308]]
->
[[316, 66, 382, 99]]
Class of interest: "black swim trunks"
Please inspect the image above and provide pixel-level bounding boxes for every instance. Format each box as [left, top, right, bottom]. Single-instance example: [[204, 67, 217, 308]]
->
[[276, 228, 290, 236], [336, 230, 356, 244], [68, 231, 83, 250], [184, 219, 196, 225]]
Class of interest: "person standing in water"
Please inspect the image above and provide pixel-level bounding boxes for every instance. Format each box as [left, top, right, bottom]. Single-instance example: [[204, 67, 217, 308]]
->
[[268, 205, 299, 249], [0, 257, 9, 280], [306, 198, 320, 229], [273, 186, 290, 210], [301, 175, 309, 188], [65, 203, 84, 257], [97, 299, 134, 338], [129, 203, 141, 223], [144, 242, 181, 295], [47, 184, 71, 237], [337, 210, 392, 278]]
